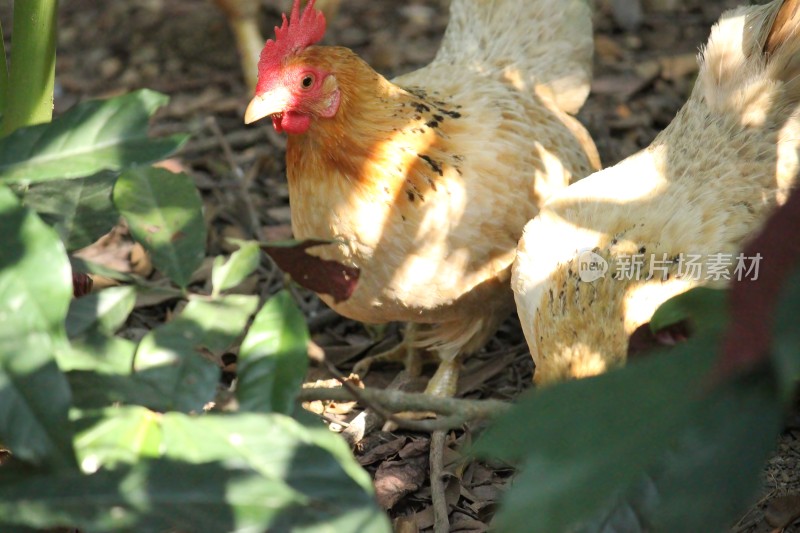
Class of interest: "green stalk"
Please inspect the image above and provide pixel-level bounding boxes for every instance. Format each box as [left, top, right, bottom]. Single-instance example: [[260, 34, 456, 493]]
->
[[0, 19, 9, 113], [2, 0, 58, 137]]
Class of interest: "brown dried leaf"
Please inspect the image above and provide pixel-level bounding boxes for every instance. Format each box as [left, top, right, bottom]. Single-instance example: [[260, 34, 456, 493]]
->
[[393, 515, 420, 533], [262, 239, 359, 303], [450, 512, 488, 533], [130, 242, 153, 277], [374, 451, 428, 509], [398, 438, 430, 460], [358, 437, 408, 466]]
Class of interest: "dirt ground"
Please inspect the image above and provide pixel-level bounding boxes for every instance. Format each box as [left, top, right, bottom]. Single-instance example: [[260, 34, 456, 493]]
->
[[10, 0, 799, 530]]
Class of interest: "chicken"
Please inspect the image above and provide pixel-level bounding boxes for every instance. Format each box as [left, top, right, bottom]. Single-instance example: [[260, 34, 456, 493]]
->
[[214, 0, 341, 89], [243, 0, 600, 395], [512, 0, 800, 385]]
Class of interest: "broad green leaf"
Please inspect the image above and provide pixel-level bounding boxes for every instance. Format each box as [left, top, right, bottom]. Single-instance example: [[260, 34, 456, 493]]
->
[[0, 185, 76, 469], [293, 410, 376, 494], [649, 287, 727, 334], [73, 407, 163, 471], [67, 371, 168, 411], [474, 337, 718, 532], [65, 286, 136, 339], [58, 333, 136, 374], [211, 240, 261, 297], [236, 291, 309, 414], [646, 369, 780, 531], [114, 167, 206, 289], [12, 410, 391, 532], [0, 457, 389, 533], [773, 268, 800, 399], [134, 295, 259, 412], [158, 413, 389, 531], [578, 368, 781, 533], [0, 90, 187, 183], [13, 171, 120, 251]]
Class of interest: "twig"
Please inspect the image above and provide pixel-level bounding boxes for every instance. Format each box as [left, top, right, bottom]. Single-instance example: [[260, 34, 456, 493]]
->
[[318, 358, 468, 432], [206, 116, 285, 292], [431, 430, 450, 533], [206, 117, 260, 239], [181, 126, 266, 155], [320, 358, 399, 424], [298, 385, 510, 431]]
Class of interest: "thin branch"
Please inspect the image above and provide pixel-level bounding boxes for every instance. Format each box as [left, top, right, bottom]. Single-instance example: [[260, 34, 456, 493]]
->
[[431, 430, 450, 533], [206, 116, 263, 238], [298, 385, 511, 431]]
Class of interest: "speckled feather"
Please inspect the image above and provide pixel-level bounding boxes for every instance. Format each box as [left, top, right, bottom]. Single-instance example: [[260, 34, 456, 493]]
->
[[513, 0, 800, 384], [284, 0, 600, 360]]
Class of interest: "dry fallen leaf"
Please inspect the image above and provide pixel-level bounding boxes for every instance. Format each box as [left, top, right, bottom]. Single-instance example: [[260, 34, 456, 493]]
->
[[374, 439, 430, 509], [358, 437, 409, 466]]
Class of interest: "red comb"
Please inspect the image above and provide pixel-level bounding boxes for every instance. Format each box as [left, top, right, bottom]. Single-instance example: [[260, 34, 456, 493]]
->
[[257, 0, 326, 75]]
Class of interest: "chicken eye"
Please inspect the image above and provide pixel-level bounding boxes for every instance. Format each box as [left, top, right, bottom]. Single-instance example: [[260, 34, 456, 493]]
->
[[301, 75, 315, 89]]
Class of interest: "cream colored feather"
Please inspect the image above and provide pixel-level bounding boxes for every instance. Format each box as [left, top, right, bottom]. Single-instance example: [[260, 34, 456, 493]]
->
[[512, 0, 800, 385], [285, 0, 600, 372]]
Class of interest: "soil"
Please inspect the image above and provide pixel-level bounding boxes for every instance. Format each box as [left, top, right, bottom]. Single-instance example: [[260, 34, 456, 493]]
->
[[6, 0, 798, 531]]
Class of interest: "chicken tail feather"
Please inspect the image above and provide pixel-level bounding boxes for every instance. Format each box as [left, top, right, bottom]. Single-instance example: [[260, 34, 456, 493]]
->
[[764, 0, 800, 57], [699, 0, 800, 123], [431, 0, 593, 115]]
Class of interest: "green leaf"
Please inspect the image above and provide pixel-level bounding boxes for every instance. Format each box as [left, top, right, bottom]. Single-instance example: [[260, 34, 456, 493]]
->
[[0, 185, 77, 469], [67, 371, 168, 411], [579, 369, 781, 533], [0, 90, 187, 183], [773, 268, 800, 400], [65, 286, 136, 339], [211, 240, 261, 297], [114, 167, 206, 289], [134, 295, 259, 412], [473, 337, 718, 532], [646, 369, 780, 531], [58, 332, 136, 374], [236, 291, 309, 414], [648, 287, 727, 334], [73, 407, 163, 471], [0, 457, 389, 533], [13, 171, 120, 251], [292, 410, 376, 495], [11, 410, 391, 532]]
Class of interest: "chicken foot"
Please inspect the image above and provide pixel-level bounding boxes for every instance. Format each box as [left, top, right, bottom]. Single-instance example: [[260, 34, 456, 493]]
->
[[353, 323, 430, 378]]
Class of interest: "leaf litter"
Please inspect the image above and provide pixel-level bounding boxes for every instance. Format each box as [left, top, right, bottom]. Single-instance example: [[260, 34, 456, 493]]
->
[[14, 0, 797, 530]]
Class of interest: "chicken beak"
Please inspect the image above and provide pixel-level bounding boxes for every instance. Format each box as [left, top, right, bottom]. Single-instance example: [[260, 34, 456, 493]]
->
[[244, 88, 291, 125]]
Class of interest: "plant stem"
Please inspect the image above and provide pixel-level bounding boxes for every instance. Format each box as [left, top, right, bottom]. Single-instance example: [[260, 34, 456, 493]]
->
[[3, 0, 58, 136]]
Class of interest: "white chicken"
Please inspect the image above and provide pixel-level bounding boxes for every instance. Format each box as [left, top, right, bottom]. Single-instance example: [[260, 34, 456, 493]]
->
[[512, 0, 800, 385]]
